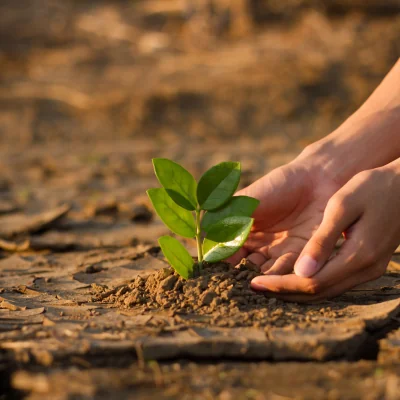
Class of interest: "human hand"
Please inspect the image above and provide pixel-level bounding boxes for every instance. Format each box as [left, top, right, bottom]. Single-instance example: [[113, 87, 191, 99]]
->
[[251, 162, 400, 302], [239, 59, 400, 301], [227, 155, 341, 275]]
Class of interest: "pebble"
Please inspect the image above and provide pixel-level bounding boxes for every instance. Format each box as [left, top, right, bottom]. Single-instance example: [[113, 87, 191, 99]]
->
[[200, 290, 217, 306], [160, 275, 178, 291]]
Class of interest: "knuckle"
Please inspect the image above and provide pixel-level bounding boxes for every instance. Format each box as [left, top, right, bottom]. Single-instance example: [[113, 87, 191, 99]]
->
[[356, 169, 381, 185], [357, 170, 373, 182], [350, 240, 378, 267], [356, 170, 370, 181], [359, 249, 377, 267], [326, 195, 346, 215], [337, 193, 353, 209], [312, 234, 331, 251]]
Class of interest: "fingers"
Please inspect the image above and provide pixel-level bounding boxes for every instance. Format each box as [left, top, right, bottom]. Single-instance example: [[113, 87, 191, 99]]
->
[[246, 252, 268, 266], [226, 247, 269, 267], [229, 245, 271, 268], [251, 273, 318, 294], [251, 222, 359, 293], [251, 218, 390, 302], [226, 247, 248, 266], [252, 261, 388, 303], [294, 192, 362, 278], [260, 259, 275, 273], [263, 252, 299, 275], [251, 231, 361, 295]]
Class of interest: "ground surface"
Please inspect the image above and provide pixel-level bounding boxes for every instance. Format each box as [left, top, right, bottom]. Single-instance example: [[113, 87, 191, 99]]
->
[[1, 141, 400, 400], [1, 1, 400, 399]]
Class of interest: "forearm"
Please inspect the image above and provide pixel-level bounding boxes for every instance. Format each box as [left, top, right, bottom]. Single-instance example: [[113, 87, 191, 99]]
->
[[299, 59, 400, 185]]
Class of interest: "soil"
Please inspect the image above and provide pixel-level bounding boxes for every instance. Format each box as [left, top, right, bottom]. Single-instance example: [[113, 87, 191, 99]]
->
[[1, 1, 400, 399], [102, 259, 350, 330]]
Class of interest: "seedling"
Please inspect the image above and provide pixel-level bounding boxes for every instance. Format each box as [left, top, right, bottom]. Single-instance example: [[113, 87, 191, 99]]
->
[[147, 159, 259, 279]]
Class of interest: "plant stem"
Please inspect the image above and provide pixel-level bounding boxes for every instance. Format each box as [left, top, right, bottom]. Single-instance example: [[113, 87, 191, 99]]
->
[[195, 209, 203, 268]]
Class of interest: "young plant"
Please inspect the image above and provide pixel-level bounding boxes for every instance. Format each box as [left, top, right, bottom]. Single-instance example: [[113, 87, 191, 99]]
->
[[147, 159, 259, 279]]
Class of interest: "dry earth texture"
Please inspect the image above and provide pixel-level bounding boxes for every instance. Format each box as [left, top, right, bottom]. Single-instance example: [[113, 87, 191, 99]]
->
[[0, 1, 400, 399]]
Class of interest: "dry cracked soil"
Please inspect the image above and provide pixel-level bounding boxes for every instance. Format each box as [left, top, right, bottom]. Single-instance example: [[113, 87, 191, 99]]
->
[[1, 140, 400, 400]]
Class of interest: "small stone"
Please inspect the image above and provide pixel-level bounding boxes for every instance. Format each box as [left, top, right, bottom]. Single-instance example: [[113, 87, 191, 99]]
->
[[116, 286, 129, 296], [199, 278, 209, 291], [199, 290, 217, 306], [174, 280, 183, 292], [124, 293, 139, 306], [159, 268, 173, 280], [160, 275, 178, 291]]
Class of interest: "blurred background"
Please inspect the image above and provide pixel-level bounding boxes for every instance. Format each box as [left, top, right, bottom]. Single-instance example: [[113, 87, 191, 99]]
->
[[0, 0, 399, 227]]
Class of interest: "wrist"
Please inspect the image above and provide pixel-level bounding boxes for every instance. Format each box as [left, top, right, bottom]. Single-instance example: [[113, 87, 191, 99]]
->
[[296, 107, 400, 186], [294, 135, 351, 187]]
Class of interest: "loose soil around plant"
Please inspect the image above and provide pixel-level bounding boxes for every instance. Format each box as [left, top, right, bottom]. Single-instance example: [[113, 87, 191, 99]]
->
[[102, 259, 349, 330]]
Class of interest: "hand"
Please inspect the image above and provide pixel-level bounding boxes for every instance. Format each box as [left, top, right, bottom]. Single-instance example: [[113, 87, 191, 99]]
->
[[251, 163, 400, 302], [239, 59, 400, 301], [228, 155, 342, 275]]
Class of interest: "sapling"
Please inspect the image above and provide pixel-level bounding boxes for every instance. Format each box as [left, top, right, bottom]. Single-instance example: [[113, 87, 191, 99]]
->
[[147, 159, 259, 279]]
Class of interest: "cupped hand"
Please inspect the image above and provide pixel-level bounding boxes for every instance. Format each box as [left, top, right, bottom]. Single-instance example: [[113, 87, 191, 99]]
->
[[228, 156, 341, 275], [251, 164, 400, 302]]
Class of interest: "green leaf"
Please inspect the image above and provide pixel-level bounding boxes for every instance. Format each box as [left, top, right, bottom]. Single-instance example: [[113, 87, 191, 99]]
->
[[201, 196, 259, 232], [197, 161, 241, 211], [152, 158, 197, 210], [147, 188, 196, 238], [203, 218, 253, 263], [158, 236, 193, 279], [202, 237, 217, 255], [205, 216, 253, 243]]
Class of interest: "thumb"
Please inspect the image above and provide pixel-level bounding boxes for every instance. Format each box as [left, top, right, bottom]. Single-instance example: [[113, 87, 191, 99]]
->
[[294, 195, 360, 278]]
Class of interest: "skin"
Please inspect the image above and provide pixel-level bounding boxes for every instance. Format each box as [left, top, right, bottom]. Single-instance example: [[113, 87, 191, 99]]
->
[[228, 59, 400, 302]]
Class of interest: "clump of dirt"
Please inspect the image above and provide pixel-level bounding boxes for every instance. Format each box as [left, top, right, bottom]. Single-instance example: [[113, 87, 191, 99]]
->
[[121, 259, 262, 311], [100, 260, 345, 329]]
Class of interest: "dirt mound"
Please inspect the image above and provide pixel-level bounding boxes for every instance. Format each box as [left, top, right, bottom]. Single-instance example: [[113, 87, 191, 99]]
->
[[100, 259, 344, 329]]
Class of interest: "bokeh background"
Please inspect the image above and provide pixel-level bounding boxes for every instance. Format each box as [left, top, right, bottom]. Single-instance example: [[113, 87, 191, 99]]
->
[[0, 0, 399, 218]]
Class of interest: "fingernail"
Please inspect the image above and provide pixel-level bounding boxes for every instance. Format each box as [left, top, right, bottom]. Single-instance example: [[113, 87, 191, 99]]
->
[[251, 278, 268, 291], [294, 255, 318, 277]]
